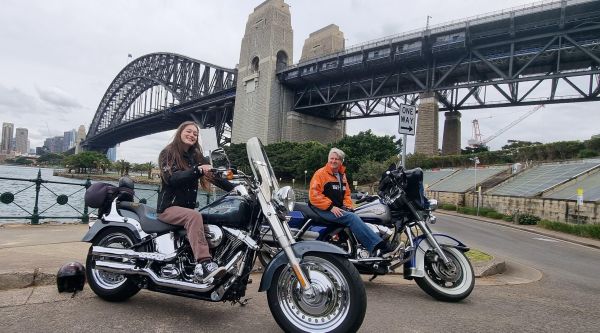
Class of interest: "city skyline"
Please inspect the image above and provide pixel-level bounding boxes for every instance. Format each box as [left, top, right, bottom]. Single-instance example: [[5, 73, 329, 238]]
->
[[1, 0, 600, 163], [0, 120, 87, 156]]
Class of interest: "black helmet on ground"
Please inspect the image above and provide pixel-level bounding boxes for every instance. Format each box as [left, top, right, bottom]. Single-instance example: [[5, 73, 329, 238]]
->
[[56, 262, 86, 293]]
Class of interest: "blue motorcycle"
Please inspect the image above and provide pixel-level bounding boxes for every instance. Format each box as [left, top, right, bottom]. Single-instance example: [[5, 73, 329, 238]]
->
[[260, 165, 474, 302]]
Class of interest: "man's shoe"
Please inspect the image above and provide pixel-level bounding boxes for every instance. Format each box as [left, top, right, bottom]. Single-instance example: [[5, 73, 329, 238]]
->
[[372, 241, 397, 258], [194, 260, 226, 283]]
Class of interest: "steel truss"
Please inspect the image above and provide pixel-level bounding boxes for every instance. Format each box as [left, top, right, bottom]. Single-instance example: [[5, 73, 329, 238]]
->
[[87, 53, 236, 147], [283, 3, 600, 120]]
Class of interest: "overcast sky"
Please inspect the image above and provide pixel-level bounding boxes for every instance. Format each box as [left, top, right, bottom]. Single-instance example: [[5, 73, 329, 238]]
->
[[1, 0, 598, 163]]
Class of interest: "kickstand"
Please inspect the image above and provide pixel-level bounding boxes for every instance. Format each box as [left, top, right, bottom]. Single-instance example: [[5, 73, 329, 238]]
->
[[369, 274, 379, 282], [231, 298, 252, 306]]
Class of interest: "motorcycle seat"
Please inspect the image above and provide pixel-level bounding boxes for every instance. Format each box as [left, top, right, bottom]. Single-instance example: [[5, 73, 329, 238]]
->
[[293, 202, 322, 221], [118, 201, 182, 234]]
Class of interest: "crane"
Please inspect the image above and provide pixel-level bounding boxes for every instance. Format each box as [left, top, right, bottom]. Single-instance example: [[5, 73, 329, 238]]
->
[[468, 104, 545, 148]]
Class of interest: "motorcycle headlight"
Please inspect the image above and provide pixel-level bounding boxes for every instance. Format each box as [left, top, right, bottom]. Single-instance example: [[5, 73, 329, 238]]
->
[[428, 199, 438, 211], [274, 186, 295, 214]]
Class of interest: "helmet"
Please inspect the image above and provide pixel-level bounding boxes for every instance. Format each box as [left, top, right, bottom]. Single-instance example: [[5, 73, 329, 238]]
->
[[56, 262, 86, 293]]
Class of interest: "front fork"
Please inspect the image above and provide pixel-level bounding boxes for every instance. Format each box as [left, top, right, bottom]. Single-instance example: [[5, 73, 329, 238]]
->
[[256, 191, 315, 297], [402, 196, 452, 265]]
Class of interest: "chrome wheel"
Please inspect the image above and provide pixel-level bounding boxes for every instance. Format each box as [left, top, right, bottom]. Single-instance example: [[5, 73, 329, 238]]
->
[[91, 232, 133, 290], [414, 247, 475, 302], [273, 256, 353, 332], [86, 228, 142, 302]]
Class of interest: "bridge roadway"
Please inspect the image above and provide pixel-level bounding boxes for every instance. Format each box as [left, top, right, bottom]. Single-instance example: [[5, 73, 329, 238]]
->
[[1, 213, 599, 332], [278, 0, 600, 119]]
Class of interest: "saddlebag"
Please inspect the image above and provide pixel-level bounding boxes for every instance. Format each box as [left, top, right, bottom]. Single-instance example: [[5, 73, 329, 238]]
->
[[85, 182, 134, 217]]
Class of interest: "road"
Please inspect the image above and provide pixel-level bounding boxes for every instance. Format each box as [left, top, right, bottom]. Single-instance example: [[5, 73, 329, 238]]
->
[[1, 215, 599, 332]]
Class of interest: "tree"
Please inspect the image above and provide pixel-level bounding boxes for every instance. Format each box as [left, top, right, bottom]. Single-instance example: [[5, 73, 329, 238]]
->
[[64, 151, 109, 173], [138, 162, 156, 179], [114, 159, 131, 176], [38, 153, 63, 166]]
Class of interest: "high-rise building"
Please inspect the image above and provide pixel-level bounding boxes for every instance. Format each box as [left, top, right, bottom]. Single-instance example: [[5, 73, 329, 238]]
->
[[1, 122, 14, 153], [63, 129, 76, 151], [106, 146, 117, 162], [15, 128, 28, 154], [52, 136, 64, 153], [44, 136, 65, 153], [75, 125, 86, 153]]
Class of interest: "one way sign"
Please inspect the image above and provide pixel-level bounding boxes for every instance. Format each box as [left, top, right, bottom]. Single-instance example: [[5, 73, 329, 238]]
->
[[398, 104, 416, 135]]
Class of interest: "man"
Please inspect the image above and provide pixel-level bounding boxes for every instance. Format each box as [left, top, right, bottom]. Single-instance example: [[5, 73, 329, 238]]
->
[[309, 148, 394, 257]]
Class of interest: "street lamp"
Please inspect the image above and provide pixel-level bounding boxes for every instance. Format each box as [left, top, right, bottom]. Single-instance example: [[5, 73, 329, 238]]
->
[[304, 170, 307, 189], [292, 178, 295, 189], [469, 157, 481, 215]]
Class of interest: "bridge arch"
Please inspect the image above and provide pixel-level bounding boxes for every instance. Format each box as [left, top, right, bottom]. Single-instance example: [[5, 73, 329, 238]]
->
[[88, 52, 236, 139]]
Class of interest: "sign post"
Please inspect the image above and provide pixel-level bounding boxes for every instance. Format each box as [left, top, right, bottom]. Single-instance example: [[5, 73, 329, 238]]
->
[[398, 104, 416, 167]]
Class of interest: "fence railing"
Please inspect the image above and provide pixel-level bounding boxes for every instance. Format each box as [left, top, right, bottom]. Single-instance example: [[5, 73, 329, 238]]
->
[[0, 169, 213, 224]]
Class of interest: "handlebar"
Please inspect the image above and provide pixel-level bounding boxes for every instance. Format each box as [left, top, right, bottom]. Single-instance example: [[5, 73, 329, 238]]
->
[[355, 195, 379, 204]]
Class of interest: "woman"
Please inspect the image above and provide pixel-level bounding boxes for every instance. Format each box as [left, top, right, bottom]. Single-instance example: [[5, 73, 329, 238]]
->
[[157, 121, 235, 283]]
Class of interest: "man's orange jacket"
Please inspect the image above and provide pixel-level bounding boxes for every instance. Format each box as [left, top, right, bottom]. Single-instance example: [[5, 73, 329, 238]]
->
[[309, 163, 353, 211]]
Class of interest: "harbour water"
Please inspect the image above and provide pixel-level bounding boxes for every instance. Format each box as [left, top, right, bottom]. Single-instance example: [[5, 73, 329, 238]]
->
[[0, 165, 209, 224]]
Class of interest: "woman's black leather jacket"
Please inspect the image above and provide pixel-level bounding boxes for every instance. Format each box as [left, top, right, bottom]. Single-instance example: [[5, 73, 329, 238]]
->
[[157, 149, 235, 213]]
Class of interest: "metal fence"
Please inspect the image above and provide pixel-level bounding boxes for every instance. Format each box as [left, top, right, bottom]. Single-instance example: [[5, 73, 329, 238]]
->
[[0, 169, 213, 224]]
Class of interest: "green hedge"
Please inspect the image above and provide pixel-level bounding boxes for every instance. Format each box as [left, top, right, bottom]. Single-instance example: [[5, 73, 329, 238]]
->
[[539, 220, 600, 240], [440, 204, 457, 210], [518, 214, 541, 225], [485, 211, 504, 219]]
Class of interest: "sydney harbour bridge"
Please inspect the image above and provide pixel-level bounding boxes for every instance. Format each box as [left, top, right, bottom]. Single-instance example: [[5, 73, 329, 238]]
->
[[83, 0, 600, 155]]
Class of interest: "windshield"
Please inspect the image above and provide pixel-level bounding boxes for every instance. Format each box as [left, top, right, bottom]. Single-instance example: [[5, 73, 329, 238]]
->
[[247, 137, 279, 200]]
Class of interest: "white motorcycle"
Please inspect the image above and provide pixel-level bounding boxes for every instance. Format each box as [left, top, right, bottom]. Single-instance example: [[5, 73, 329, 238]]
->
[[83, 137, 367, 333]]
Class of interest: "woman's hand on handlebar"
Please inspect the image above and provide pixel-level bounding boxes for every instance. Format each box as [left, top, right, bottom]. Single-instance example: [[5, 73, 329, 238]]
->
[[197, 164, 213, 176]]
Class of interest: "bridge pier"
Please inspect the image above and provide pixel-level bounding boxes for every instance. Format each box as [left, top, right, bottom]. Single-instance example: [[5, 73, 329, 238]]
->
[[442, 111, 462, 155], [414, 92, 439, 156]]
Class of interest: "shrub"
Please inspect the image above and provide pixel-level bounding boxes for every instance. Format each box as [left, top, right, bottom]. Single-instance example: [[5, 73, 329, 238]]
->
[[577, 149, 598, 158], [478, 207, 494, 215], [518, 214, 541, 225], [457, 206, 477, 215], [539, 220, 600, 240], [502, 215, 513, 222], [440, 204, 457, 210], [485, 211, 504, 219]]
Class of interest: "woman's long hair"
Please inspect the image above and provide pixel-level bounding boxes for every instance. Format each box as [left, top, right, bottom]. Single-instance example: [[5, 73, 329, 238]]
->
[[159, 121, 210, 190]]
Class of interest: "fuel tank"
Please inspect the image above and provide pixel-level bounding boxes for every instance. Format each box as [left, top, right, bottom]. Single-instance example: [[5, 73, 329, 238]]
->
[[354, 199, 391, 225], [199, 195, 252, 229]]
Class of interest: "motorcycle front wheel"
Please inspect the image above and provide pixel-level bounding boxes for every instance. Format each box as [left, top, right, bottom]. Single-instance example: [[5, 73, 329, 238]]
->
[[414, 246, 474, 302], [86, 228, 142, 302], [267, 253, 366, 333]]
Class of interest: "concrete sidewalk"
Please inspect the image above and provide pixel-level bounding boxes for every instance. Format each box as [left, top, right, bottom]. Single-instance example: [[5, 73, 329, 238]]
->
[[0, 217, 559, 291]]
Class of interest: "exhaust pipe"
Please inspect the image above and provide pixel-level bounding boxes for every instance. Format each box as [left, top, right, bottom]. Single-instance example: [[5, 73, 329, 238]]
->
[[94, 260, 214, 292], [92, 246, 177, 262], [92, 251, 245, 293]]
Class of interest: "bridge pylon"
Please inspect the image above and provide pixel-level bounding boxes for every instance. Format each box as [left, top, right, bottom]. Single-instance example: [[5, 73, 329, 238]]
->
[[232, 0, 343, 144]]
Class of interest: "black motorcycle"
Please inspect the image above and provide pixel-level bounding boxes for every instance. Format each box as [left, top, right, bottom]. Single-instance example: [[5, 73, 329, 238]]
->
[[260, 165, 475, 302], [83, 137, 367, 332]]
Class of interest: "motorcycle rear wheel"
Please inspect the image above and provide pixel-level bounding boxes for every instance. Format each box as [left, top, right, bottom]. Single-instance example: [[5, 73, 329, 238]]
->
[[86, 228, 142, 302], [414, 246, 474, 302], [267, 253, 366, 333]]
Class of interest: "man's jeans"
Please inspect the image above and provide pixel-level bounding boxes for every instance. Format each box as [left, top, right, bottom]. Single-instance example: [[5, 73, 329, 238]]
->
[[313, 208, 382, 253]]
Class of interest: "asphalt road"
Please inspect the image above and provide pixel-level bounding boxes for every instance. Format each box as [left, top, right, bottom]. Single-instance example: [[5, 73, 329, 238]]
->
[[1, 216, 599, 332]]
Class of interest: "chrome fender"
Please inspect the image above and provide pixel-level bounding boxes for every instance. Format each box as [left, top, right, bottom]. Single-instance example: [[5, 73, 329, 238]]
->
[[404, 234, 469, 278], [258, 240, 349, 292], [82, 220, 146, 243]]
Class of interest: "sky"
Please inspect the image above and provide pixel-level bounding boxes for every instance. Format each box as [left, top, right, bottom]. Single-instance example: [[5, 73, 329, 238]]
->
[[1, 0, 599, 163]]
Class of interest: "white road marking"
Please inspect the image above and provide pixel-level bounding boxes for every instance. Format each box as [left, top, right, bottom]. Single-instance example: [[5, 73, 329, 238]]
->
[[532, 237, 559, 242]]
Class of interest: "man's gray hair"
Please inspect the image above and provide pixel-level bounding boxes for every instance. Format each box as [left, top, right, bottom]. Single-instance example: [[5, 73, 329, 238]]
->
[[329, 147, 345, 161]]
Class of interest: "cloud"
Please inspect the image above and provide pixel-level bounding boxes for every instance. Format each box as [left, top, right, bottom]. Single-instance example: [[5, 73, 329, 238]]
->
[[36, 86, 82, 108], [0, 84, 36, 109]]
